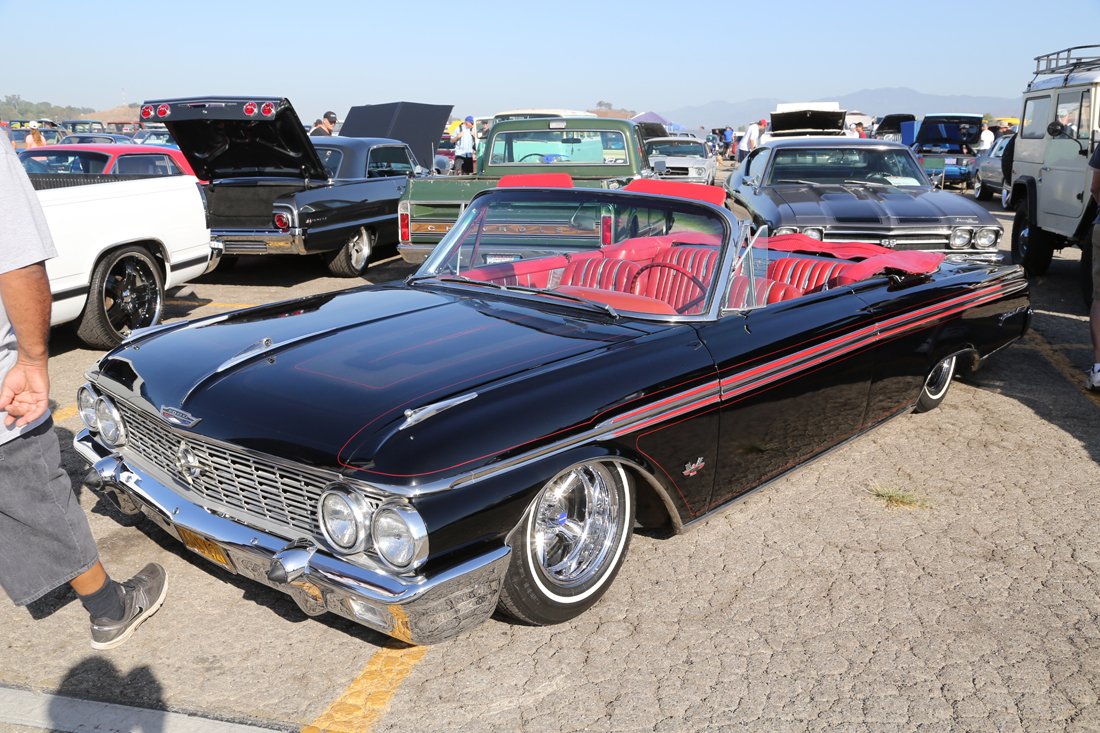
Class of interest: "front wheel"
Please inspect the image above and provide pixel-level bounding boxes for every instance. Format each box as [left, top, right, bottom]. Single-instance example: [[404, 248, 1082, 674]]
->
[[914, 354, 957, 413], [1011, 200, 1055, 275], [497, 460, 634, 626], [323, 227, 374, 277], [76, 246, 164, 349]]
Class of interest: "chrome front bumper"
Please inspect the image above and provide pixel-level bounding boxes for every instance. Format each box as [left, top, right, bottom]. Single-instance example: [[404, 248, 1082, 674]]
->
[[211, 228, 307, 256], [74, 431, 510, 645]]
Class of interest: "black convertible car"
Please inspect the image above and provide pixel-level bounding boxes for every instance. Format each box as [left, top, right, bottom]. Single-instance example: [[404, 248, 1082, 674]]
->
[[74, 178, 1030, 644], [725, 138, 1003, 260]]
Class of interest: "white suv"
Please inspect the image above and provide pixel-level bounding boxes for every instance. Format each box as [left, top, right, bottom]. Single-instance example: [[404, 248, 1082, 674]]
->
[[1007, 45, 1097, 296]]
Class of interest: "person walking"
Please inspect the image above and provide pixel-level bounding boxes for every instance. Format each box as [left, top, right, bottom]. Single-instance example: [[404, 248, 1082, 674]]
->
[[722, 126, 734, 158], [451, 116, 477, 175], [1086, 146, 1100, 391], [0, 128, 167, 650], [309, 111, 338, 137], [23, 121, 46, 150]]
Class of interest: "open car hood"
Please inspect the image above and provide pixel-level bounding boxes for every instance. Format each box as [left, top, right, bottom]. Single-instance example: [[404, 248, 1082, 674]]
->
[[770, 109, 847, 136], [142, 97, 328, 181], [339, 102, 453, 172]]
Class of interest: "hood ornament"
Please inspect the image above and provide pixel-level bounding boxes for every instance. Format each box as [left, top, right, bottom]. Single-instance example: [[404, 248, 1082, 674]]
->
[[160, 406, 201, 428], [400, 393, 478, 430]]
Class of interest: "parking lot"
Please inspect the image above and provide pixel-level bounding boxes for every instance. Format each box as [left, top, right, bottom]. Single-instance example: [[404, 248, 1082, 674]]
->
[[3, 168, 1100, 733]]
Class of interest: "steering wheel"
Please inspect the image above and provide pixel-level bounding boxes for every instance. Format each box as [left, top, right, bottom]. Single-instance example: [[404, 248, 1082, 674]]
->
[[629, 262, 708, 314], [519, 153, 547, 162]]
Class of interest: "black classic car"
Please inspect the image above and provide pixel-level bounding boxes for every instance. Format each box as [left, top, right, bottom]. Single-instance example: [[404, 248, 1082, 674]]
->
[[73, 179, 1030, 645], [725, 138, 1003, 260], [142, 97, 428, 276]]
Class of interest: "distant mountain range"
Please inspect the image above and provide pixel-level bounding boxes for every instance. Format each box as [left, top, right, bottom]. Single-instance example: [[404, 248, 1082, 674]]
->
[[661, 87, 1021, 130]]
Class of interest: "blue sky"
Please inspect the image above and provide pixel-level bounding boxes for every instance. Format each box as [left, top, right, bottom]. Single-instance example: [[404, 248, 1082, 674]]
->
[[1, 0, 1095, 123]]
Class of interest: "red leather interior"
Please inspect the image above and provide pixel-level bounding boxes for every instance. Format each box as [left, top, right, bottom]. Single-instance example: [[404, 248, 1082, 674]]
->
[[727, 277, 804, 309], [767, 258, 854, 293], [463, 254, 570, 288], [561, 257, 641, 291], [555, 286, 677, 315], [639, 247, 719, 313], [829, 251, 945, 285]]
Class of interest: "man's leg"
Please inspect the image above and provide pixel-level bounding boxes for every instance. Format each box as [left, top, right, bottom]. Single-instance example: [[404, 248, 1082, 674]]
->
[[1089, 225, 1100, 390]]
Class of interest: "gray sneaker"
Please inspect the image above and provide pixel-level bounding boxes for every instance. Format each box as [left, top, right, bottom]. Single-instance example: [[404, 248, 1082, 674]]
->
[[1089, 368, 1100, 392], [90, 563, 167, 651]]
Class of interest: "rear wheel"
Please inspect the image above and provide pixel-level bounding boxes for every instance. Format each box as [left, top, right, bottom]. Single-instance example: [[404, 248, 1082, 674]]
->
[[1011, 199, 1054, 275], [974, 175, 993, 201], [498, 460, 634, 626], [323, 227, 374, 277], [76, 246, 164, 349], [915, 355, 957, 413]]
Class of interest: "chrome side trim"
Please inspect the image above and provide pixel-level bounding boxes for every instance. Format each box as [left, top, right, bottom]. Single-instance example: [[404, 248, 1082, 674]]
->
[[400, 392, 479, 430]]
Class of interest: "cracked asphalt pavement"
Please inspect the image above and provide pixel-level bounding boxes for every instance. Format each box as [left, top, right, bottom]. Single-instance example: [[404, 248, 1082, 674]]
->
[[2, 179, 1098, 732]]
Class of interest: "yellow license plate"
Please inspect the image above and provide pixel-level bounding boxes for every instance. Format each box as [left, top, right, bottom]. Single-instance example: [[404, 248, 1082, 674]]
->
[[177, 527, 235, 572]]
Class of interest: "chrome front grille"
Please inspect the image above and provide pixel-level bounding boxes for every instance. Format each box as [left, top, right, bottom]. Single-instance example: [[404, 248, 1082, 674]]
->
[[665, 166, 691, 176], [116, 401, 378, 537], [823, 227, 952, 250]]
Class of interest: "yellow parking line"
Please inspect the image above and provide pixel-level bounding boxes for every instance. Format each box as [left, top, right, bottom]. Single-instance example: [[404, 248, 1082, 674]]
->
[[1023, 330, 1100, 408], [301, 641, 427, 733], [53, 404, 78, 422]]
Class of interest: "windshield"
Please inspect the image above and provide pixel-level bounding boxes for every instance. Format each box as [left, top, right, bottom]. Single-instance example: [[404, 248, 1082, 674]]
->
[[416, 189, 732, 317], [915, 117, 982, 148], [646, 140, 707, 158], [489, 130, 630, 165], [765, 147, 928, 187]]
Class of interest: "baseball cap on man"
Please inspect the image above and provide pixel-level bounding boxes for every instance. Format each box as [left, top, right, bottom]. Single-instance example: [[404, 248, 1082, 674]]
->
[[464, 115, 474, 123], [323, 111, 338, 123], [758, 119, 766, 125]]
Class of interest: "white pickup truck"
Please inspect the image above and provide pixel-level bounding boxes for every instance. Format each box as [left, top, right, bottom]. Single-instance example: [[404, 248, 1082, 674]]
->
[[33, 174, 217, 349]]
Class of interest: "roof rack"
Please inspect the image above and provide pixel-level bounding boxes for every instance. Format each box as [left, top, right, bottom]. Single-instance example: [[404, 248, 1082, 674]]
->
[[1031, 46, 1100, 88]]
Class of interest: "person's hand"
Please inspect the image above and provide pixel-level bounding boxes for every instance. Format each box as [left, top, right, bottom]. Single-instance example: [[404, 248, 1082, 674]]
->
[[0, 361, 50, 427]]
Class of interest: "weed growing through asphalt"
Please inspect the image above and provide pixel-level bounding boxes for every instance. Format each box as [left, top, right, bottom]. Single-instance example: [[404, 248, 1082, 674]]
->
[[868, 485, 931, 509]]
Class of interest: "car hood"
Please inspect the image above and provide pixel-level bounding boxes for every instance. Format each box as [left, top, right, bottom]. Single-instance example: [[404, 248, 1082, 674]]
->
[[143, 96, 328, 181], [765, 184, 990, 225], [95, 285, 650, 480], [650, 154, 710, 167]]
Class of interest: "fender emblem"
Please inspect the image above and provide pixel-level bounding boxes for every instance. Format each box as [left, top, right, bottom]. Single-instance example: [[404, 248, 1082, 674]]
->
[[880, 238, 898, 248], [682, 457, 706, 477], [160, 406, 201, 428]]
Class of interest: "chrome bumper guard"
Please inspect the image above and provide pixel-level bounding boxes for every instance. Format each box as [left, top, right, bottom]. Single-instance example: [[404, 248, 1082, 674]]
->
[[212, 228, 307, 256], [74, 430, 510, 645]]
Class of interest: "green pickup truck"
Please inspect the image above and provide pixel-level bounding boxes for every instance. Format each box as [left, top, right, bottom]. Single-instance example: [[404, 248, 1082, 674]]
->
[[397, 117, 661, 263]]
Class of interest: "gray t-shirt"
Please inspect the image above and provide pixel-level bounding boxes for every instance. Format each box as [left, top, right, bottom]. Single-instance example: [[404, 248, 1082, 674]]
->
[[0, 129, 59, 445]]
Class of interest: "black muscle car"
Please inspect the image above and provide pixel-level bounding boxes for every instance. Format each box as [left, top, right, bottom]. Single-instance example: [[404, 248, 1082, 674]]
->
[[725, 138, 1003, 260], [74, 178, 1030, 644], [142, 97, 428, 276]]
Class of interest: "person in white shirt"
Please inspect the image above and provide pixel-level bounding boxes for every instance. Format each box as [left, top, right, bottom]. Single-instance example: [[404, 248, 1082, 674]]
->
[[978, 122, 995, 151], [736, 119, 764, 163], [450, 116, 477, 175]]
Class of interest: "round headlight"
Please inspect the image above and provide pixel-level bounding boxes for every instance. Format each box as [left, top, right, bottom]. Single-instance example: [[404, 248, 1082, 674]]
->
[[693, 167, 706, 176], [607, 180, 622, 190], [774, 227, 798, 236], [318, 486, 371, 554], [77, 384, 99, 430], [93, 396, 125, 446], [802, 227, 824, 240], [974, 228, 999, 248], [371, 504, 428, 571], [949, 228, 973, 249]]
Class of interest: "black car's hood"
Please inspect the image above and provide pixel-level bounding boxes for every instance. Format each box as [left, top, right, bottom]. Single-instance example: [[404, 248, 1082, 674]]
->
[[96, 285, 648, 479], [143, 96, 328, 181], [767, 184, 986, 225], [340, 102, 453, 172]]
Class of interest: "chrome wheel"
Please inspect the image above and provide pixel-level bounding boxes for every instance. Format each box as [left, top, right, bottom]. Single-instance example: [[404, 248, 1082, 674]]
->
[[532, 463, 622, 590], [347, 228, 371, 271], [915, 354, 957, 413], [498, 460, 634, 625], [77, 246, 164, 349]]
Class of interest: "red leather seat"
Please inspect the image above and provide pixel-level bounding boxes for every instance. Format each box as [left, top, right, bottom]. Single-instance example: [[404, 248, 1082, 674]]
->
[[560, 256, 641, 292], [727, 277, 804, 309], [639, 246, 718, 313], [767, 258, 853, 293]]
